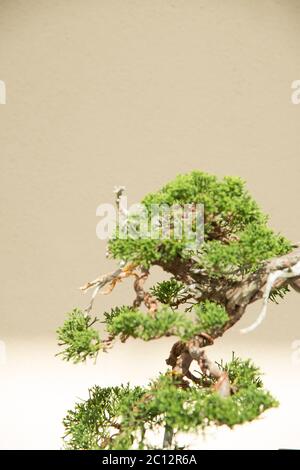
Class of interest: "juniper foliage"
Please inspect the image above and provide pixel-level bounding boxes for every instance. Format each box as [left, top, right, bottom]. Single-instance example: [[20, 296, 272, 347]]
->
[[63, 356, 278, 450], [108, 172, 291, 272], [56, 309, 101, 363]]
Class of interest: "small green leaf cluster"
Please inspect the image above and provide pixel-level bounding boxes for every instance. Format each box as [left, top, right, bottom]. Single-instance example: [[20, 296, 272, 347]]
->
[[106, 301, 229, 341], [103, 305, 131, 325], [62, 356, 278, 450], [193, 301, 229, 334], [269, 285, 290, 304], [217, 354, 263, 389], [150, 279, 186, 305], [56, 309, 102, 363]]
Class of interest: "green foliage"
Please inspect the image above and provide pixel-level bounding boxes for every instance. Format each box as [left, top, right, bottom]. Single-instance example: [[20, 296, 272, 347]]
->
[[106, 301, 229, 341], [193, 301, 229, 335], [63, 384, 144, 450], [63, 356, 278, 450], [200, 224, 292, 277], [56, 309, 102, 363], [108, 237, 191, 269], [217, 354, 263, 389], [142, 173, 264, 231], [269, 285, 290, 304], [150, 279, 186, 305], [56, 302, 228, 361], [106, 306, 189, 341], [103, 305, 131, 326], [108, 171, 292, 271]]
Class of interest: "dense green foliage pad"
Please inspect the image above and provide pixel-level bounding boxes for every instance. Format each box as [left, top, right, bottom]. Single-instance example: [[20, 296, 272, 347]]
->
[[57, 301, 229, 360], [109, 172, 291, 273], [63, 356, 278, 450]]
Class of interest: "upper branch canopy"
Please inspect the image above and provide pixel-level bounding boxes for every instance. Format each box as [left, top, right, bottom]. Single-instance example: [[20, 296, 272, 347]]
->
[[58, 171, 300, 362]]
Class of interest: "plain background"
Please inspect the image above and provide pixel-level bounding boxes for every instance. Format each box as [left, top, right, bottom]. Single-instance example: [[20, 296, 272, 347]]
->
[[0, 0, 300, 449]]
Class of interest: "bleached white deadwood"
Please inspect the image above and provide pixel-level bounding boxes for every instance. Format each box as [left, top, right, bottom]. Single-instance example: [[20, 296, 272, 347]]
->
[[113, 185, 127, 213], [241, 260, 300, 334], [80, 263, 136, 313]]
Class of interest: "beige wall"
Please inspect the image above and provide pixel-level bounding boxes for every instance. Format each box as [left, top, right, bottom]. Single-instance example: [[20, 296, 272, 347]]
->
[[0, 0, 300, 449]]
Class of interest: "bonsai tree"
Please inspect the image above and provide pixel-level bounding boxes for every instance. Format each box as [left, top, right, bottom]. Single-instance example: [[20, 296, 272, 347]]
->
[[57, 171, 300, 450]]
